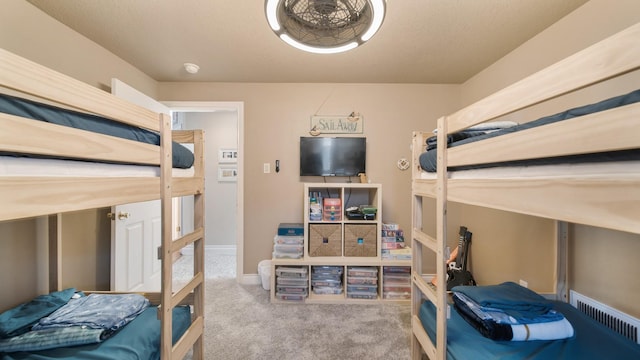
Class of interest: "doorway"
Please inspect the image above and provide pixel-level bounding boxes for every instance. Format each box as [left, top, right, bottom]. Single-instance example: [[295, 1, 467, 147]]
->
[[164, 101, 244, 282]]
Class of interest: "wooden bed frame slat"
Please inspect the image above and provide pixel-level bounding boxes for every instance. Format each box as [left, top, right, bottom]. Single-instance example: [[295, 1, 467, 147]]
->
[[0, 177, 162, 221], [446, 22, 640, 133], [0, 48, 160, 131], [447, 176, 640, 234], [448, 102, 640, 168], [1, 113, 160, 165]]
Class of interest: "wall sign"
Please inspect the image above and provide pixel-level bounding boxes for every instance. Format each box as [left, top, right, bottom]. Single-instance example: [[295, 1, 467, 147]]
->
[[310, 115, 363, 135]]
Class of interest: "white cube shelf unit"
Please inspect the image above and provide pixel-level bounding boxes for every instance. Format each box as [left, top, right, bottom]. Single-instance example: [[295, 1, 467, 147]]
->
[[270, 183, 411, 304]]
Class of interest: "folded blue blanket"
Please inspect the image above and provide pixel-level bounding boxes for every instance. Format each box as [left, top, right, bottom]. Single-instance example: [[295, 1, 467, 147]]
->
[[452, 293, 574, 341], [0, 326, 104, 353], [452, 282, 553, 323], [32, 294, 149, 334], [0, 289, 76, 338]]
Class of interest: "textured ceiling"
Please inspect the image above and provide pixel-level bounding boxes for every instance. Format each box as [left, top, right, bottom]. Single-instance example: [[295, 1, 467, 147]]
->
[[26, 0, 589, 84]]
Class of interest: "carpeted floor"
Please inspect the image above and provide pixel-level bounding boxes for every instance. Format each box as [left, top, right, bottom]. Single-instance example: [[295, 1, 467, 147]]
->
[[174, 253, 412, 360]]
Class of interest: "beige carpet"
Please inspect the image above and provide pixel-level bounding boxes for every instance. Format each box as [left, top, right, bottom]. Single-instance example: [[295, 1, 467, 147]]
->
[[175, 254, 412, 360]]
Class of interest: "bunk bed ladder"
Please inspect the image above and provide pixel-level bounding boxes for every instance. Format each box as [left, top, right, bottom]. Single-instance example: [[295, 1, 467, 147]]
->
[[410, 119, 450, 360], [160, 118, 206, 359]]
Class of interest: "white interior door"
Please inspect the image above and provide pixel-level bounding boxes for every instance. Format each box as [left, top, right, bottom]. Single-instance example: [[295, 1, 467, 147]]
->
[[111, 200, 162, 291], [110, 79, 171, 291]]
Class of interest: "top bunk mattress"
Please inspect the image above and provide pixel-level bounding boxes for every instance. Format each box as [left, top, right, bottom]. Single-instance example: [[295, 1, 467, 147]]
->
[[0, 93, 194, 169], [419, 88, 640, 172]]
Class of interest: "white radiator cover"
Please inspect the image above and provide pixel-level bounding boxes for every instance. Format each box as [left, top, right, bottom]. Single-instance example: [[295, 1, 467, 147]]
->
[[570, 290, 640, 344]]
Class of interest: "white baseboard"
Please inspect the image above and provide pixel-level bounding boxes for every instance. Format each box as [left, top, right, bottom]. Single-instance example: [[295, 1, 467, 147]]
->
[[180, 245, 236, 256]]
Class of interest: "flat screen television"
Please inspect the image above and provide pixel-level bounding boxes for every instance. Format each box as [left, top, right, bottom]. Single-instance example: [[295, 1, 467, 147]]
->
[[300, 136, 366, 177]]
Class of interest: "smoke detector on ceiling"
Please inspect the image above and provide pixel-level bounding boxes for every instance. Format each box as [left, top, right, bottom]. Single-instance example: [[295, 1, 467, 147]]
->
[[183, 63, 200, 74]]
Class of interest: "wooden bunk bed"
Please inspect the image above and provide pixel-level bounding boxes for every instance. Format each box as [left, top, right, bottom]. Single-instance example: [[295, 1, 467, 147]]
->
[[410, 23, 640, 360], [0, 48, 205, 360]]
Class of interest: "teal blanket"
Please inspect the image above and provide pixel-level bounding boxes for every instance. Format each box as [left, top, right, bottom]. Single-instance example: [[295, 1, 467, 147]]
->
[[0, 289, 76, 338], [452, 282, 552, 323]]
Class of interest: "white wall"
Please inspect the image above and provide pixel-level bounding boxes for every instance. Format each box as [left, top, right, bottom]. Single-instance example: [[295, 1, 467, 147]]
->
[[183, 111, 238, 247]]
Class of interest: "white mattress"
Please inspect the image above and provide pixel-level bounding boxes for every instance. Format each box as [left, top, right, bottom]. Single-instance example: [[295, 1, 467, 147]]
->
[[0, 156, 194, 177], [417, 161, 640, 180]]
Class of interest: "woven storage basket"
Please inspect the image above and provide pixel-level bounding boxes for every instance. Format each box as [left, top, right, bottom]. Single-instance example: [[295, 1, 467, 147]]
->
[[308, 224, 342, 257], [344, 224, 377, 257]]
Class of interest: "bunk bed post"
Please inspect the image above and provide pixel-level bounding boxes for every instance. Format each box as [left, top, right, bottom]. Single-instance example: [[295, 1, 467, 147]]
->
[[48, 214, 62, 291], [159, 113, 174, 359], [556, 221, 569, 302], [192, 130, 205, 360], [434, 116, 448, 360], [411, 180, 424, 360]]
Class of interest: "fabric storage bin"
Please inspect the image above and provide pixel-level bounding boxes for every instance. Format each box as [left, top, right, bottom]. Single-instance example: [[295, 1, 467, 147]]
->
[[344, 224, 377, 257], [309, 224, 342, 257]]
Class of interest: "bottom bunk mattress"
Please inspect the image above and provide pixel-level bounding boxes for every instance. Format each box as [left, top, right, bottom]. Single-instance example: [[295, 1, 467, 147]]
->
[[418, 300, 640, 359], [0, 305, 191, 360]]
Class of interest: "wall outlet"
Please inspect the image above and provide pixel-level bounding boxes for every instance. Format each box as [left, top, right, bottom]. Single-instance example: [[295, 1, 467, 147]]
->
[[519, 279, 528, 288], [263, 163, 270, 173]]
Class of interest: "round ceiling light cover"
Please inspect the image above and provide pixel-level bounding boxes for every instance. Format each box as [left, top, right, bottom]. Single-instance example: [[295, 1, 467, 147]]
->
[[265, 0, 386, 54]]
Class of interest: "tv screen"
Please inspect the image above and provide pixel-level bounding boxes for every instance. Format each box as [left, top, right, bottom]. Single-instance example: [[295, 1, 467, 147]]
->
[[300, 137, 366, 177]]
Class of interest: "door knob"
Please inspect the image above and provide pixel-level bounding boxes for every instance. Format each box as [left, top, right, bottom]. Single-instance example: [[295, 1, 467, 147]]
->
[[108, 211, 130, 220]]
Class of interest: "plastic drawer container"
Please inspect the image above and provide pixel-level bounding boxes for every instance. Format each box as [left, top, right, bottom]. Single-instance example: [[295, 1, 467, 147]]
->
[[347, 291, 377, 300], [276, 277, 308, 286], [311, 273, 342, 281], [273, 244, 304, 253], [273, 235, 304, 245], [312, 266, 344, 276], [276, 285, 308, 294], [347, 276, 378, 285], [383, 291, 410, 300], [347, 284, 378, 294], [312, 286, 344, 295], [383, 285, 411, 293], [275, 266, 308, 278], [382, 275, 411, 285], [272, 251, 303, 259], [383, 266, 411, 274], [347, 266, 378, 277], [311, 279, 342, 288], [276, 291, 308, 302]]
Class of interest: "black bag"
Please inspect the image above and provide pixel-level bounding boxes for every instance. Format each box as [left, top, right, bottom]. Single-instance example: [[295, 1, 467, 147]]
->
[[446, 226, 476, 291]]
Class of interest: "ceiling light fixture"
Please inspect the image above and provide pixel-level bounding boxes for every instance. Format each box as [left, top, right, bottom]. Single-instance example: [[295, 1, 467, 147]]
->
[[265, 0, 386, 54]]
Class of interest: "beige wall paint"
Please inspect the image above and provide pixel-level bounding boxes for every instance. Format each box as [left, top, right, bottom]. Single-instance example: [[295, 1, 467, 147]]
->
[[158, 82, 460, 273], [570, 226, 640, 318], [59, 209, 111, 291], [461, 0, 640, 106], [0, 219, 38, 310], [0, 0, 157, 97]]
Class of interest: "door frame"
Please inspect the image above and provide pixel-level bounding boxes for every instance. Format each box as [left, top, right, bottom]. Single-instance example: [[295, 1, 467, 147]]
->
[[163, 101, 244, 283]]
